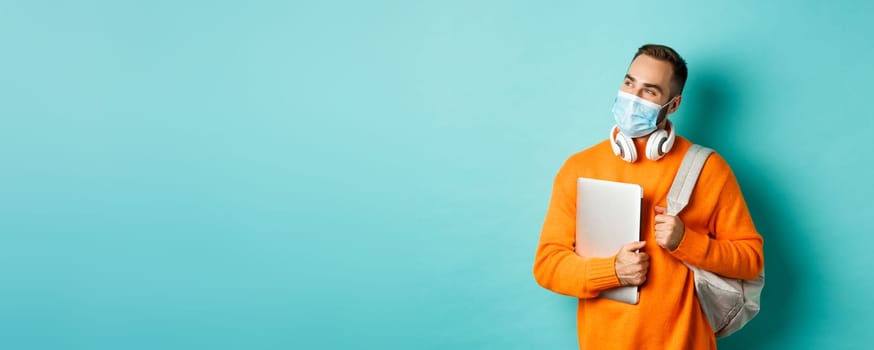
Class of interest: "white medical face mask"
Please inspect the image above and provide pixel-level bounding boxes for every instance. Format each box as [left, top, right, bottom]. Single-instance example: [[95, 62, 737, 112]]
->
[[611, 90, 674, 138]]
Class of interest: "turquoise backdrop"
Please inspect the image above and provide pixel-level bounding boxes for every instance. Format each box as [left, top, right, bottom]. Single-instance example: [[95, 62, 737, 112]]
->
[[1, 0, 872, 349]]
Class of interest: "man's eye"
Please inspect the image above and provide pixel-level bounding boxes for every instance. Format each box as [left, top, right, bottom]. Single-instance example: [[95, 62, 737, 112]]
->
[[624, 81, 633, 87], [645, 89, 655, 95]]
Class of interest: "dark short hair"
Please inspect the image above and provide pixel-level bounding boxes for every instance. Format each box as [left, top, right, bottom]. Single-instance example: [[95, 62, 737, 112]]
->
[[633, 44, 688, 97]]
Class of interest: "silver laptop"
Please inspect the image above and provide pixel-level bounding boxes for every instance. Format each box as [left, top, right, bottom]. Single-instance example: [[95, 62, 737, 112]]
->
[[576, 177, 643, 304]]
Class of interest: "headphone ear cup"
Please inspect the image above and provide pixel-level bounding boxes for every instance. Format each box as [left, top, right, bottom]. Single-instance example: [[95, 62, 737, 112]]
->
[[661, 122, 676, 155], [609, 126, 622, 157], [646, 129, 669, 160], [616, 132, 636, 163]]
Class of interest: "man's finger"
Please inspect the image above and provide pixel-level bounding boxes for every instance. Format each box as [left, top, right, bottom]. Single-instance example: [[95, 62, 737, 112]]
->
[[654, 214, 670, 223], [656, 221, 674, 229], [654, 206, 666, 214], [622, 241, 647, 252]]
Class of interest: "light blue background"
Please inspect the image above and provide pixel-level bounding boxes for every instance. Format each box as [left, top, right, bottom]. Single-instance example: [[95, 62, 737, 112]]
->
[[1, 1, 872, 349]]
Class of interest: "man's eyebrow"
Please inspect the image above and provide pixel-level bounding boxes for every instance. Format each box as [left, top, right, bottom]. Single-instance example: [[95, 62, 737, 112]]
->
[[642, 82, 664, 94]]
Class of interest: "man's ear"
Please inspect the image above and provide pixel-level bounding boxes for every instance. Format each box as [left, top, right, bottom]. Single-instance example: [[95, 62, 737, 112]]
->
[[668, 95, 682, 114]]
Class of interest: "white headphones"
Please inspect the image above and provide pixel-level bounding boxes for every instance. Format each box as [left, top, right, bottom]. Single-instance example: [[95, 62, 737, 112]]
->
[[609, 120, 676, 163]]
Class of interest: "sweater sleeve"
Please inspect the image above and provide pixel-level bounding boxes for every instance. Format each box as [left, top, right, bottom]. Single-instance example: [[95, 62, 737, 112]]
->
[[669, 162, 764, 280], [533, 160, 623, 298]]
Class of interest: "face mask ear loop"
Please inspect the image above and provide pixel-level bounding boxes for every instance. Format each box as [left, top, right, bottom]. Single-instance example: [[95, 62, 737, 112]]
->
[[660, 96, 677, 110]]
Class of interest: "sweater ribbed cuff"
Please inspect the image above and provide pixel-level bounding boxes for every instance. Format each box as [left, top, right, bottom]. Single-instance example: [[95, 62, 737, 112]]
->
[[669, 227, 710, 266], [584, 256, 622, 293]]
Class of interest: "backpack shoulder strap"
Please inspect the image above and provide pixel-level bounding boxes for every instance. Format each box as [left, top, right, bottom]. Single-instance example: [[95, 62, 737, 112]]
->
[[667, 144, 715, 216]]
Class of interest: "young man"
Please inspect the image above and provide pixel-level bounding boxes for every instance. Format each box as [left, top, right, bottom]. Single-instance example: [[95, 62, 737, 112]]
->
[[532, 44, 764, 349]]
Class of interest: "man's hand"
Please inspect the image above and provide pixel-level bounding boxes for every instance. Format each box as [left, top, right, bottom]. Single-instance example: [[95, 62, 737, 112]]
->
[[615, 241, 650, 286], [654, 206, 685, 251]]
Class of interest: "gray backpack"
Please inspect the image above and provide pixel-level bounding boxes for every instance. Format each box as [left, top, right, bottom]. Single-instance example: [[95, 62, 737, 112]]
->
[[667, 144, 765, 338]]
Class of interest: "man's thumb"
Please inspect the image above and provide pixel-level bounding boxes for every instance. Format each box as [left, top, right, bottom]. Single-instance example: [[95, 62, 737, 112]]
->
[[654, 206, 666, 214]]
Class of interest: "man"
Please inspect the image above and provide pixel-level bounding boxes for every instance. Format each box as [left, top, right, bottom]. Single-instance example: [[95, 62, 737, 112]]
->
[[532, 44, 764, 349]]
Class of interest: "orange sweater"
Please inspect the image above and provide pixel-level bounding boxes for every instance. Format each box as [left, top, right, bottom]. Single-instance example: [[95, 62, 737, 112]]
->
[[533, 136, 764, 350]]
